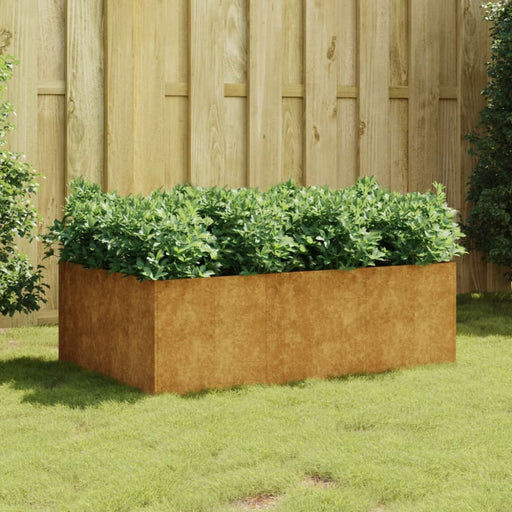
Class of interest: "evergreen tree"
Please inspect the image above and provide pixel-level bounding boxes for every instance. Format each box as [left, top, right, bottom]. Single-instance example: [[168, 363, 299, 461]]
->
[[465, 1, 512, 275]]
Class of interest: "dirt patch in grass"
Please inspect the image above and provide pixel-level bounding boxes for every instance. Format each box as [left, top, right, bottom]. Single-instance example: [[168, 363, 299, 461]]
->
[[302, 474, 338, 488], [235, 493, 280, 510]]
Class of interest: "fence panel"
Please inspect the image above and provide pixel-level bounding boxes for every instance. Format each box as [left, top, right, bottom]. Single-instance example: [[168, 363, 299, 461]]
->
[[0, 0, 510, 326]]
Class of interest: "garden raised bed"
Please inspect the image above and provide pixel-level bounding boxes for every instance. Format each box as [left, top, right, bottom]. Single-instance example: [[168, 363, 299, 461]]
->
[[59, 261, 456, 394]]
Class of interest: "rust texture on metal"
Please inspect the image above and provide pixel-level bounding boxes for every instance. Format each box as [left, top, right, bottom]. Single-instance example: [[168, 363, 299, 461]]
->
[[59, 262, 456, 394]]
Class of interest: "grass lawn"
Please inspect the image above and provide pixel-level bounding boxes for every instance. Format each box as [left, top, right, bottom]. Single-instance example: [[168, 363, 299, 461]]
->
[[1, 293, 512, 512]]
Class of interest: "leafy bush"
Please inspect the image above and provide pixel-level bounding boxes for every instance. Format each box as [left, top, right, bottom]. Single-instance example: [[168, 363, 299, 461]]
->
[[0, 55, 46, 316], [44, 177, 465, 281], [464, 1, 512, 274]]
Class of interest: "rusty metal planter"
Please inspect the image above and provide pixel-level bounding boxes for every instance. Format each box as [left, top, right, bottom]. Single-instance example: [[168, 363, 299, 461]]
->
[[59, 261, 456, 394]]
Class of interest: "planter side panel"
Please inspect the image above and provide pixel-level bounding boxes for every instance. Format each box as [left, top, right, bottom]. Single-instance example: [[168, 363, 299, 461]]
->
[[59, 263, 156, 392], [155, 275, 267, 394]]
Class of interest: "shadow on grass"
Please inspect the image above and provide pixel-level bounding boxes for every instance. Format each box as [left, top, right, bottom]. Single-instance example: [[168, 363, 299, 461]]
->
[[0, 357, 144, 408], [182, 371, 398, 400]]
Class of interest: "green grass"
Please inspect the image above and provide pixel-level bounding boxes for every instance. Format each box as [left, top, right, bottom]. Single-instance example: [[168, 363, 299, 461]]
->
[[1, 294, 512, 511]]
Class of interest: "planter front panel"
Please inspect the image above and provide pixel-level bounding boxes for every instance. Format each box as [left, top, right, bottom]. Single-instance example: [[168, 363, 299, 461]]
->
[[59, 262, 456, 394], [155, 275, 268, 393], [264, 269, 369, 383]]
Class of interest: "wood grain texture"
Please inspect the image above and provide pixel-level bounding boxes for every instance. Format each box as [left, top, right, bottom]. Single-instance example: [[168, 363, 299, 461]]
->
[[336, 0, 357, 188], [389, 0, 408, 87], [337, 99, 357, 189], [389, 99, 408, 193], [225, 0, 247, 187], [37, 0, 66, 326], [133, 0, 166, 195], [37, 0, 65, 82], [225, 0, 247, 84], [304, 0, 338, 187], [388, 0, 408, 193], [440, 0, 458, 88], [437, 1, 459, 208], [164, 0, 188, 186], [408, 0, 441, 193], [438, 100, 459, 207], [282, 0, 303, 184], [66, 0, 104, 186], [357, 0, 390, 187], [248, 0, 282, 189], [37, 81, 65, 95], [224, 97, 246, 187], [38, 95, 65, 315], [105, 0, 135, 194], [282, 98, 303, 183], [189, 0, 225, 186], [337, 0, 356, 87]]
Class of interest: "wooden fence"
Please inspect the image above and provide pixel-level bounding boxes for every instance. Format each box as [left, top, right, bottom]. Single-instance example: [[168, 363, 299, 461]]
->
[[0, 0, 509, 327]]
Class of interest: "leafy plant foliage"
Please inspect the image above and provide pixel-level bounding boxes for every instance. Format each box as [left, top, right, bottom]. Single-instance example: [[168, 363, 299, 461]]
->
[[44, 177, 465, 281], [0, 55, 46, 315], [464, 1, 512, 274]]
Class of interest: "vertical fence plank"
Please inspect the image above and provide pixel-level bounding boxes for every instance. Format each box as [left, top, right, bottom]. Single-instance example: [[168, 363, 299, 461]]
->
[[105, 0, 135, 195], [133, 0, 166, 195], [37, 0, 66, 323], [304, 0, 337, 187], [224, 0, 247, 187], [389, 0, 408, 193], [282, 0, 303, 184], [38, 0, 65, 84], [408, 0, 440, 193], [0, 0, 38, 327], [437, 0, 459, 208], [37, 97, 65, 318], [164, 0, 188, 187], [389, 0, 408, 87], [336, 0, 357, 189], [248, 0, 282, 189], [189, 0, 225, 186], [357, 0, 390, 187], [66, 0, 104, 186]]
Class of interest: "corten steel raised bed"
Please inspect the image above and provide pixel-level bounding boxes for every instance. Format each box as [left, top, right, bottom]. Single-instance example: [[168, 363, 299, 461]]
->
[[59, 261, 456, 394]]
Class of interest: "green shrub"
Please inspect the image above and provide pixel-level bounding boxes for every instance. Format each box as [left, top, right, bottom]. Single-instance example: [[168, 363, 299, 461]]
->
[[0, 55, 46, 316], [44, 177, 465, 281], [464, 1, 512, 275]]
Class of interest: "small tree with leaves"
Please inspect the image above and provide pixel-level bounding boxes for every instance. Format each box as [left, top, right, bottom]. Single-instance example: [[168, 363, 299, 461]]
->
[[464, 1, 512, 275], [0, 54, 46, 316]]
